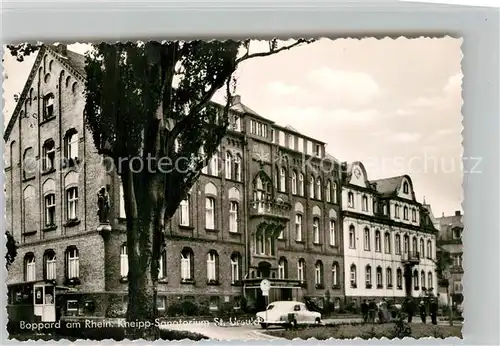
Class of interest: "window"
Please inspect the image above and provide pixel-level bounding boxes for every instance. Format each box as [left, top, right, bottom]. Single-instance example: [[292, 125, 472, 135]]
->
[[403, 206, 409, 220], [209, 296, 219, 311], [200, 147, 208, 174], [420, 239, 425, 258], [313, 218, 320, 244], [288, 134, 295, 150], [120, 244, 128, 278], [326, 181, 331, 202], [279, 131, 285, 146], [295, 214, 303, 241], [278, 257, 287, 279], [453, 228, 462, 240], [384, 232, 391, 253], [65, 130, 78, 161], [412, 209, 417, 222], [229, 201, 238, 233], [396, 268, 403, 289], [403, 182, 409, 194], [395, 204, 400, 218], [421, 270, 426, 289], [23, 147, 34, 179], [209, 153, 219, 176], [362, 195, 368, 211], [66, 247, 79, 279], [427, 240, 432, 259], [365, 265, 372, 287], [413, 270, 419, 290], [376, 267, 383, 288], [350, 264, 357, 288], [316, 178, 322, 200], [428, 271, 433, 289], [44, 194, 56, 226], [314, 144, 321, 156], [412, 236, 418, 254], [297, 259, 305, 282], [315, 261, 323, 286], [43, 93, 55, 119], [207, 251, 218, 281], [309, 176, 315, 198], [157, 296, 166, 311], [395, 234, 401, 254], [349, 225, 356, 249], [66, 187, 78, 220], [44, 251, 56, 280], [42, 139, 55, 171], [231, 113, 241, 131], [225, 152, 232, 179], [158, 247, 167, 280], [205, 197, 215, 229], [250, 120, 256, 134], [454, 254, 463, 267], [231, 253, 240, 283], [375, 230, 381, 252], [453, 281, 463, 293], [332, 183, 338, 204], [234, 155, 242, 181], [298, 173, 304, 196], [329, 220, 336, 246], [364, 227, 371, 251], [179, 196, 190, 226], [256, 229, 264, 254], [386, 267, 393, 288], [280, 167, 286, 192], [119, 185, 126, 218], [25, 253, 36, 281], [403, 235, 409, 253], [332, 262, 339, 286], [298, 137, 304, 152], [291, 171, 297, 194], [348, 192, 354, 208], [181, 248, 194, 281]]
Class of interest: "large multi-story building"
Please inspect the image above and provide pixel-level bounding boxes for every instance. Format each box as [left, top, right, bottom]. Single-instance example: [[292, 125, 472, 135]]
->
[[5, 45, 345, 321], [340, 161, 438, 307], [436, 211, 463, 306]]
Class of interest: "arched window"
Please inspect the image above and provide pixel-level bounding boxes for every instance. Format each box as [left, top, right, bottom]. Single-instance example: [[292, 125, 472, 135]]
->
[[278, 257, 288, 279], [403, 206, 409, 220], [64, 129, 79, 162], [65, 246, 79, 279], [315, 260, 324, 286], [230, 252, 241, 283], [291, 171, 297, 194], [350, 264, 357, 288], [365, 265, 372, 288], [413, 269, 419, 290], [297, 259, 306, 282], [120, 243, 128, 278], [42, 139, 55, 172], [332, 182, 338, 204], [403, 182, 409, 194], [427, 240, 432, 259], [316, 178, 322, 200], [375, 230, 381, 252], [329, 219, 336, 246], [229, 201, 239, 233], [179, 195, 190, 226], [420, 238, 425, 258], [421, 270, 426, 289], [395, 234, 401, 254], [332, 262, 340, 287], [395, 204, 400, 218], [348, 192, 355, 208], [295, 213, 303, 241], [206, 250, 219, 282], [43, 179, 56, 227], [396, 268, 403, 289], [384, 232, 391, 253], [24, 253, 36, 282], [412, 208, 417, 222], [428, 271, 433, 289], [225, 152, 232, 179], [362, 195, 368, 211], [309, 176, 315, 198], [205, 197, 216, 230], [44, 250, 56, 280], [66, 186, 78, 221], [313, 217, 320, 244], [234, 154, 242, 181], [253, 172, 272, 212], [364, 227, 371, 251], [23, 147, 34, 179], [209, 151, 219, 176], [386, 267, 393, 288], [412, 236, 418, 253], [180, 248, 194, 282], [43, 93, 55, 120], [326, 180, 332, 202], [280, 167, 287, 192], [349, 225, 356, 249], [298, 173, 304, 196], [403, 234, 409, 253], [376, 266, 383, 288]]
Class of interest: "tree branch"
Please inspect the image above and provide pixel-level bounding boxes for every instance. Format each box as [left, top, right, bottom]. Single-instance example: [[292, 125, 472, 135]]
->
[[236, 38, 316, 65]]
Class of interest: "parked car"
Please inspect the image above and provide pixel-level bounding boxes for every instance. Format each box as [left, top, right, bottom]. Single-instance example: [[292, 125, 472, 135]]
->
[[255, 301, 322, 329]]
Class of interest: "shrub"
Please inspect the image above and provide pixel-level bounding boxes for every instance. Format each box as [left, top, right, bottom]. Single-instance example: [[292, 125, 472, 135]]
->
[[391, 314, 412, 339]]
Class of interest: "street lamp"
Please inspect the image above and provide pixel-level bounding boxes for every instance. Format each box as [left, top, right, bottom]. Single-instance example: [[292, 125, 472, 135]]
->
[[442, 270, 453, 326]]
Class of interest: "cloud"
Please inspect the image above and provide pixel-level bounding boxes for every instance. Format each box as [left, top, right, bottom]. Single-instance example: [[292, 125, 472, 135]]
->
[[307, 67, 381, 106], [386, 132, 422, 143], [267, 81, 301, 96], [395, 108, 416, 116], [327, 109, 382, 124], [444, 73, 463, 95]]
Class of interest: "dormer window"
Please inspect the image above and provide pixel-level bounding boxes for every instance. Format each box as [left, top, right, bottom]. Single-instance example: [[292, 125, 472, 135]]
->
[[43, 94, 55, 120], [403, 182, 409, 194], [314, 144, 321, 156]]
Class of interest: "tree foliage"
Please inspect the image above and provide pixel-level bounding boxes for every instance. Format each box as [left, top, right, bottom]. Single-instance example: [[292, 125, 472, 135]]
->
[[5, 231, 18, 270], [434, 245, 453, 283]]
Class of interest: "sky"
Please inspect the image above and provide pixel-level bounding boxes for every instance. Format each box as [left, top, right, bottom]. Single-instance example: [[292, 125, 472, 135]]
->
[[2, 38, 463, 217]]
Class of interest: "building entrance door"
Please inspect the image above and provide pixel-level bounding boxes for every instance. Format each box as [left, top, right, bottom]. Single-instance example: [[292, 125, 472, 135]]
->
[[33, 284, 56, 322]]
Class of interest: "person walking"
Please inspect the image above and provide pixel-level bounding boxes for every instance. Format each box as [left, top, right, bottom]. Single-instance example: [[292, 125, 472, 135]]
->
[[430, 297, 438, 325], [403, 297, 415, 323], [419, 300, 427, 324], [368, 300, 377, 323], [361, 300, 369, 323]]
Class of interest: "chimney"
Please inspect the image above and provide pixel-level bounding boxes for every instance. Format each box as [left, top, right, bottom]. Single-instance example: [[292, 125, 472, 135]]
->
[[231, 95, 241, 106], [55, 43, 67, 56], [442, 212, 445, 217], [455, 210, 461, 216]]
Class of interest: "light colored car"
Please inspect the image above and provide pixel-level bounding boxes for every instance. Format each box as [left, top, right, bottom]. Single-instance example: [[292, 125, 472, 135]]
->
[[255, 301, 322, 329]]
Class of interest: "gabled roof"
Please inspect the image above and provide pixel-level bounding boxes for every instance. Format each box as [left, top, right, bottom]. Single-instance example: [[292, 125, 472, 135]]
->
[[3, 45, 86, 142], [370, 175, 406, 197]]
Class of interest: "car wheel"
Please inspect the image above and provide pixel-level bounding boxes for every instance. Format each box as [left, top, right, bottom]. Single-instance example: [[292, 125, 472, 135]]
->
[[315, 317, 322, 325], [260, 323, 268, 329]]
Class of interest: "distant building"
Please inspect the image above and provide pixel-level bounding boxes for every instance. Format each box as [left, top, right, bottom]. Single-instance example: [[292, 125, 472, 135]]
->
[[436, 211, 464, 306], [340, 162, 439, 306]]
